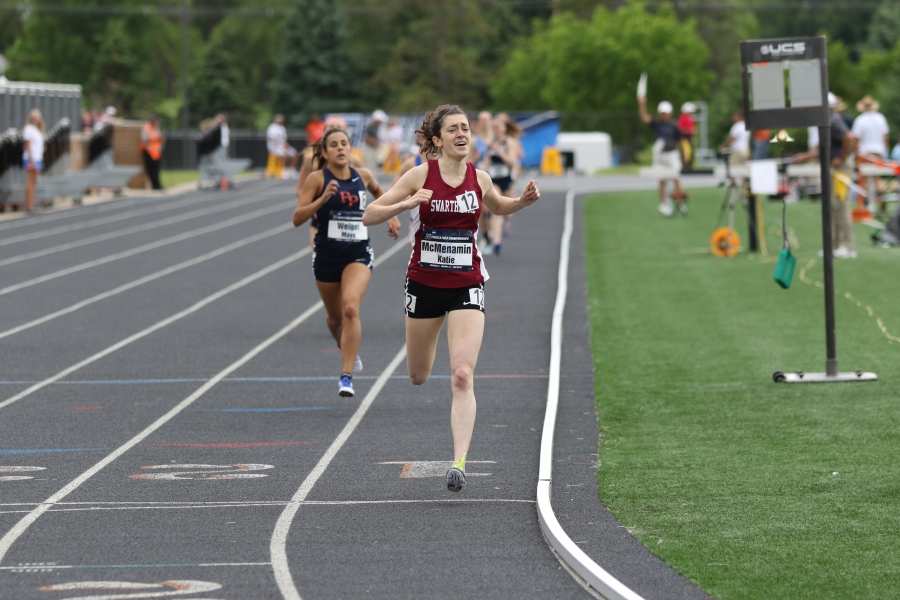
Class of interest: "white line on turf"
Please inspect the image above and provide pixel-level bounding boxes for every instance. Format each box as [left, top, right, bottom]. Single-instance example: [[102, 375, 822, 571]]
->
[[537, 187, 644, 600], [0, 222, 293, 340], [0, 201, 293, 296], [0, 246, 310, 411], [0, 191, 280, 267], [270, 345, 407, 600], [0, 183, 283, 246], [0, 240, 408, 566]]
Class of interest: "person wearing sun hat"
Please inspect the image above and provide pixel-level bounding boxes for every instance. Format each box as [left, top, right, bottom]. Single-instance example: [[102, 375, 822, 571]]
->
[[638, 95, 685, 216], [826, 92, 858, 258], [852, 95, 890, 212]]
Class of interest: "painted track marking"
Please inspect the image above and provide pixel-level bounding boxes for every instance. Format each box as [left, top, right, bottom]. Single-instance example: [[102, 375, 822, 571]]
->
[[0, 223, 293, 339], [0, 246, 311, 411], [0, 240, 408, 565], [0, 202, 294, 296], [270, 345, 407, 600], [0, 374, 548, 386], [537, 187, 644, 600], [0, 183, 281, 246], [1, 563, 269, 571], [0, 191, 280, 267]]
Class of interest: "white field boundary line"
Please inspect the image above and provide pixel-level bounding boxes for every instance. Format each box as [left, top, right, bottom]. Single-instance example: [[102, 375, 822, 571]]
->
[[0, 190, 280, 267], [270, 345, 407, 600], [537, 187, 645, 600], [0, 201, 294, 296], [0, 239, 408, 566], [0, 245, 310, 411], [0, 223, 293, 340], [0, 182, 283, 246]]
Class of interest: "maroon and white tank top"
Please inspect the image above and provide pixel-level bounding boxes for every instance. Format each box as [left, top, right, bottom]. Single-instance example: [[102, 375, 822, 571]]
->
[[406, 159, 488, 289]]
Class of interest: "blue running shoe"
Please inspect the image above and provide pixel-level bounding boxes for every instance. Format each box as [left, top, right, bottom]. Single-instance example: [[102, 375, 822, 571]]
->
[[446, 467, 466, 492], [338, 373, 354, 397]]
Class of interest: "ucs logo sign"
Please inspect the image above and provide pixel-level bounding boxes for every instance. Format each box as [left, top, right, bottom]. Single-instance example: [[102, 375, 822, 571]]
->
[[760, 42, 806, 57]]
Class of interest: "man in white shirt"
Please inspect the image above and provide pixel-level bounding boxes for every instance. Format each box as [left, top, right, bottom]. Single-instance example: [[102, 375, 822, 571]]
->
[[852, 95, 890, 211], [720, 110, 751, 165], [265, 114, 288, 179]]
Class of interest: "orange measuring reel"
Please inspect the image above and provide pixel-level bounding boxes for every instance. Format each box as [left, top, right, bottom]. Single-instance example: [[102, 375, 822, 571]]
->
[[710, 227, 741, 257]]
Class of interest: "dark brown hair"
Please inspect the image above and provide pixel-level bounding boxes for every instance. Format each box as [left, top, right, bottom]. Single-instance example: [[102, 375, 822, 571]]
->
[[311, 127, 350, 170], [504, 118, 523, 138], [416, 104, 467, 157]]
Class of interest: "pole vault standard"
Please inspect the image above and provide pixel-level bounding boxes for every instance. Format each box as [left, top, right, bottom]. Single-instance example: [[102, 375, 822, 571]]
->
[[739, 36, 876, 384]]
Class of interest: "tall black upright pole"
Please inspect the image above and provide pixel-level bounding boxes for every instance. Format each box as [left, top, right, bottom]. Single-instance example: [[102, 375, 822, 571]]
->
[[818, 125, 838, 376]]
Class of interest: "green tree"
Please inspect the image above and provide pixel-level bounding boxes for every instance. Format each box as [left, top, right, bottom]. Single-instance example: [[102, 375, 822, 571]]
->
[[865, 0, 900, 51], [269, 0, 357, 126], [492, 2, 711, 146], [190, 42, 254, 125]]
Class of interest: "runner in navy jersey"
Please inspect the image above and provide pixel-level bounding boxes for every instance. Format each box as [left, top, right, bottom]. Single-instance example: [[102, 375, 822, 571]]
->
[[293, 128, 401, 397], [363, 104, 540, 493]]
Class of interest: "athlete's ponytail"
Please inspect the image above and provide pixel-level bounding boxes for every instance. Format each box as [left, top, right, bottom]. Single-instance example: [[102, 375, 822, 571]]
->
[[311, 127, 350, 171], [416, 104, 467, 158]]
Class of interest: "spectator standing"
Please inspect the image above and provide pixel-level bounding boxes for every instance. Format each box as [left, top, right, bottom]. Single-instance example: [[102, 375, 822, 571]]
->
[[638, 96, 685, 216], [852, 95, 890, 211], [218, 113, 230, 152], [265, 114, 287, 179], [94, 106, 118, 131], [363, 110, 387, 172], [752, 129, 771, 161], [827, 92, 857, 258], [22, 108, 44, 213], [140, 116, 165, 190], [720, 110, 751, 166], [891, 138, 900, 163], [306, 114, 325, 144], [382, 116, 405, 174], [677, 102, 697, 171]]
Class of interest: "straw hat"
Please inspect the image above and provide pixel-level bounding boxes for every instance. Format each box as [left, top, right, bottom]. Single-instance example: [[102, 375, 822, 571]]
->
[[856, 95, 880, 112]]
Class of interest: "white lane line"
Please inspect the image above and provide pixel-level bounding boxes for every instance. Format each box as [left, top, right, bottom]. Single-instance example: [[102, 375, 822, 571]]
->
[[0, 240, 408, 565], [0, 201, 293, 296], [0, 562, 271, 571], [270, 345, 407, 600], [537, 187, 644, 600], [0, 499, 535, 514], [0, 194, 168, 232], [0, 191, 280, 267], [0, 222, 293, 340], [0, 183, 283, 246], [0, 246, 310, 412]]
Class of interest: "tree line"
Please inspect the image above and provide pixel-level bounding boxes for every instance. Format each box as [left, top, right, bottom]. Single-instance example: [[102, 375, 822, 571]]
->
[[0, 0, 896, 152]]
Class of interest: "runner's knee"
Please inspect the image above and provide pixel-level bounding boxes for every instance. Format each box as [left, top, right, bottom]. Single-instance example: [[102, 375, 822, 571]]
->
[[451, 365, 473, 392], [342, 301, 360, 322]]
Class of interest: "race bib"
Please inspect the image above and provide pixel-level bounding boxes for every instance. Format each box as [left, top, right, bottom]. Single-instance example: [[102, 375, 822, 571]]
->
[[327, 211, 368, 241], [420, 229, 474, 271], [487, 163, 511, 179]]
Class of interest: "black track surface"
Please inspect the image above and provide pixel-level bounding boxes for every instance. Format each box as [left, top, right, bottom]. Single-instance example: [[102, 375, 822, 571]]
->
[[0, 179, 710, 599]]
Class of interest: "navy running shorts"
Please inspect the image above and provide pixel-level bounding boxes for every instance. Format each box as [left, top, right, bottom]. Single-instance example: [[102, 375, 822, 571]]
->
[[312, 242, 374, 283], [404, 278, 485, 319]]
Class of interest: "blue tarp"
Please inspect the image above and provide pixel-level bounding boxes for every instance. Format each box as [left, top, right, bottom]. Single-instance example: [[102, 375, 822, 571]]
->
[[515, 112, 560, 168]]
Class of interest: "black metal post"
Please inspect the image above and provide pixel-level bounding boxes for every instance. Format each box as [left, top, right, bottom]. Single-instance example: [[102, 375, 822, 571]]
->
[[746, 194, 759, 252], [818, 125, 838, 376]]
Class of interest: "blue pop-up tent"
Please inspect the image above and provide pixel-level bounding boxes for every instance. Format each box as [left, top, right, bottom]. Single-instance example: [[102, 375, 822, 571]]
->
[[514, 111, 560, 168]]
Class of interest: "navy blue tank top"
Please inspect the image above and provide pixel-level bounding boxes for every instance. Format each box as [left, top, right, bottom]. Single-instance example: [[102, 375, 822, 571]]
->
[[313, 167, 370, 248]]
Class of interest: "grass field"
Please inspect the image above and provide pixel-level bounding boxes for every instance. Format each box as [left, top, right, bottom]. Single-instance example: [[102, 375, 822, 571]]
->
[[160, 169, 199, 188], [584, 188, 900, 599]]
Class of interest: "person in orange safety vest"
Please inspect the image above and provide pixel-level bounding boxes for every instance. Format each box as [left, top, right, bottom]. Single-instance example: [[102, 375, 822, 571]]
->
[[140, 116, 165, 190]]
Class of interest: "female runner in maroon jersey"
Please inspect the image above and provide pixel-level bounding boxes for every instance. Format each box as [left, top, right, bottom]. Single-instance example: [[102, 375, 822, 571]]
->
[[363, 105, 540, 492]]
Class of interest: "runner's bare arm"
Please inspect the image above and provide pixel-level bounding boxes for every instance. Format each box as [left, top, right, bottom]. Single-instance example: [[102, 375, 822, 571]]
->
[[362, 163, 430, 226], [360, 168, 401, 239], [296, 150, 314, 197], [478, 170, 540, 216], [292, 171, 337, 226]]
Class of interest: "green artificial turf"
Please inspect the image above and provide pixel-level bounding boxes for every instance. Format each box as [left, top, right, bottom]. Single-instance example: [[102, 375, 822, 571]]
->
[[584, 188, 900, 599], [160, 169, 199, 188]]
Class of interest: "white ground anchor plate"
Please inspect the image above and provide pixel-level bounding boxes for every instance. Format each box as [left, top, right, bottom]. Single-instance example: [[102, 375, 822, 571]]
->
[[773, 370, 878, 383]]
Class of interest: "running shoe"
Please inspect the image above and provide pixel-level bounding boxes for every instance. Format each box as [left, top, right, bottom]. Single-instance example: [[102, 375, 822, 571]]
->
[[658, 201, 674, 217], [338, 373, 354, 397], [833, 246, 857, 258], [446, 467, 467, 493], [354, 355, 364, 373], [677, 202, 688, 215], [493, 243, 501, 256]]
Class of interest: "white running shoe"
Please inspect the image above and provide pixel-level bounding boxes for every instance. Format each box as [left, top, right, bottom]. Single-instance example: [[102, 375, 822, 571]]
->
[[833, 246, 857, 258], [354, 354, 363, 373], [658, 201, 674, 217]]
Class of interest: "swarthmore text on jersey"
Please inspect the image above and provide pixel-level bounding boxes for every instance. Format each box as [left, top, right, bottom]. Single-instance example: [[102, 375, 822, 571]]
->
[[430, 198, 474, 213]]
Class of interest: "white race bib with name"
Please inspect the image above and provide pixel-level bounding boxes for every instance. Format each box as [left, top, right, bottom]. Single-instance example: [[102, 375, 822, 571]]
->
[[327, 211, 368, 242], [420, 229, 474, 271]]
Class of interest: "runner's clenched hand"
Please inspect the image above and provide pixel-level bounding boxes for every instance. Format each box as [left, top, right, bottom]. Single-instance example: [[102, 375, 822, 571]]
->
[[519, 180, 540, 207]]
